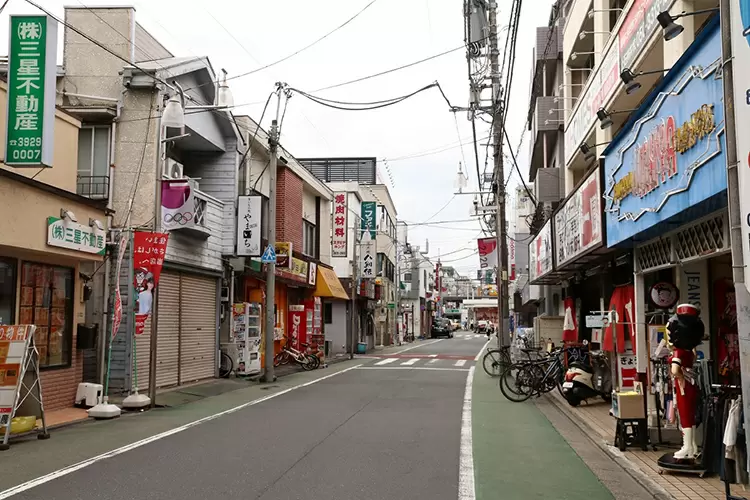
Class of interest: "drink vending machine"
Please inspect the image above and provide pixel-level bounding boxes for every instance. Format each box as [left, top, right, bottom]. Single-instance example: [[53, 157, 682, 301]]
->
[[232, 302, 262, 375], [304, 297, 324, 361]]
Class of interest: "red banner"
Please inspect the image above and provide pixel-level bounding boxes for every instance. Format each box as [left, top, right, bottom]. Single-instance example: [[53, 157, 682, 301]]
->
[[477, 238, 497, 270], [133, 231, 169, 335]]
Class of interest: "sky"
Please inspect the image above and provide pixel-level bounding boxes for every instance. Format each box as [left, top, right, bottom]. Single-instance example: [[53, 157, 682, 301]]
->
[[1, 0, 555, 277]]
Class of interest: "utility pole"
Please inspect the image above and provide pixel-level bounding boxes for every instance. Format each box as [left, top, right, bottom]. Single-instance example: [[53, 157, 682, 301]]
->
[[719, 0, 750, 462], [350, 227, 358, 359], [261, 84, 285, 383], [488, 0, 508, 347]]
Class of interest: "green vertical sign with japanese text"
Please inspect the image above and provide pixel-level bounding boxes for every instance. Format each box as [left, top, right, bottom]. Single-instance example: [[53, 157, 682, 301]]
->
[[361, 201, 376, 240], [5, 15, 57, 167]]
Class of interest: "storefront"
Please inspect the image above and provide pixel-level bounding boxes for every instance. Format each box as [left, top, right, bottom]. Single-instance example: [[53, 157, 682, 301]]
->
[[0, 168, 108, 411], [602, 19, 737, 476]]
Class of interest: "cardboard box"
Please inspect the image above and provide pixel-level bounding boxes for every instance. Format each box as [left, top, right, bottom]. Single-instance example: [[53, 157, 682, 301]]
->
[[612, 391, 645, 419]]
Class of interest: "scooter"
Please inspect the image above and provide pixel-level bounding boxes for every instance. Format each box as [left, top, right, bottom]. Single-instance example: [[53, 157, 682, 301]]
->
[[561, 352, 612, 407]]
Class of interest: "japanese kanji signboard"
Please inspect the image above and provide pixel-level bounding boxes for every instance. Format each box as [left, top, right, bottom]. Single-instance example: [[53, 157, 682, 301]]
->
[[332, 192, 348, 257], [5, 16, 57, 167], [133, 231, 169, 335], [361, 201, 376, 240], [47, 217, 106, 255], [359, 233, 376, 279], [237, 195, 261, 256]]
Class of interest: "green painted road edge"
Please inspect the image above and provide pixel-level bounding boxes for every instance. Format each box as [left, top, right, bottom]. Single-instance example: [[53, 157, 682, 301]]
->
[[471, 361, 615, 500]]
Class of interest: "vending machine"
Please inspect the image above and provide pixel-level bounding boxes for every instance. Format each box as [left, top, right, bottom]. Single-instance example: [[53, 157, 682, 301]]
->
[[304, 297, 324, 361], [288, 305, 306, 351], [232, 302, 262, 375]]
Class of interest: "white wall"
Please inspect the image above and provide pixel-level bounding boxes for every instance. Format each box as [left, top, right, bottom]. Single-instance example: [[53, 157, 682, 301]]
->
[[302, 188, 317, 223]]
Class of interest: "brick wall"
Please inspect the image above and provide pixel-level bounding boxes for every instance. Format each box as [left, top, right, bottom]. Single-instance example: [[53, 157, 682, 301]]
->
[[40, 331, 83, 411], [276, 167, 303, 251]]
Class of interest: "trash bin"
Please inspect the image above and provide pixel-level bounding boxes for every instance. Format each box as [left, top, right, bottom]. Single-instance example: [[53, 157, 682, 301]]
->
[[356, 342, 367, 354]]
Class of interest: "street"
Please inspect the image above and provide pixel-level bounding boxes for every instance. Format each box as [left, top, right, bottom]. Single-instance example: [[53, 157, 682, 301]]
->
[[0, 334, 650, 500]]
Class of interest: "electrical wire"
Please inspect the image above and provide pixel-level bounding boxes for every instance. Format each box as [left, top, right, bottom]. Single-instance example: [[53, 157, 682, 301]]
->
[[503, 121, 536, 205], [290, 82, 455, 112], [183, 0, 380, 93], [238, 92, 274, 192]]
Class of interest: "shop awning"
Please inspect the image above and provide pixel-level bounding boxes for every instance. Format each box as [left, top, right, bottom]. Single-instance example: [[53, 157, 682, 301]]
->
[[315, 267, 349, 300]]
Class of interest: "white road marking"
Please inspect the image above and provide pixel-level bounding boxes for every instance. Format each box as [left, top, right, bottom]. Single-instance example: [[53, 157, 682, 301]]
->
[[459, 366, 476, 500], [0, 363, 364, 500], [428, 354, 438, 358], [474, 334, 483, 339], [393, 339, 442, 354], [428, 359, 439, 364], [356, 366, 470, 372], [374, 358, 397, 365], [475, 339, 492, 361], [455, 359, 467, 367], [401, 358, 419, 366]]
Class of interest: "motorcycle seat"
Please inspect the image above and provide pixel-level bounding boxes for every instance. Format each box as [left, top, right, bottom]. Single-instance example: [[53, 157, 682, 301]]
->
[[569, 361, 594, 373]]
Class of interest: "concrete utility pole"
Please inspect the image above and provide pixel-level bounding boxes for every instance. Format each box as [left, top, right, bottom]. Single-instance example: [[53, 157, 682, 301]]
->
[[261, 84, 285, 383], [719, 0, 750, 462], [350, 226, 358, 359], [488, 0, 509, 347]]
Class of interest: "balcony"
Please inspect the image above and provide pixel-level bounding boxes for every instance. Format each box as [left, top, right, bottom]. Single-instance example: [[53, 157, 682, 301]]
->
[[162, 179, 221, 239], [76, 175, 109, 200], [528, 96, 562, 182], [534, 167, 561, 204]]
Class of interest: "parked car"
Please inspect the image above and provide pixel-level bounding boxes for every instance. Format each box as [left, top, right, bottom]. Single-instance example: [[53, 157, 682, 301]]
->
[[431, 318, 454, 338]]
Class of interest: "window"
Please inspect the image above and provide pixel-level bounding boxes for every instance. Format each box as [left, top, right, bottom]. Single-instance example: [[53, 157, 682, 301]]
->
[[403, 272, 412, 282], [19, 263, 74, 368], [77, 126, 110, 198], [0, 258, 17, 325], [302, 220, 316, 256], [323, 303, 333, 325]]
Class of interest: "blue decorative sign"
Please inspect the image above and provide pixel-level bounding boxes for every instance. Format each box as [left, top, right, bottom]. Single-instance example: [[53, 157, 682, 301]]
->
[[603, 22, 727, 247]]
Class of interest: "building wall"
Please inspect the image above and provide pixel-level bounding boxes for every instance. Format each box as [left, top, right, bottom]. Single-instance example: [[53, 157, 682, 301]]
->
[[327, 302, 348, 356], [276, 166, 304, 251], [302, 189, 317, 224], [134, 23, 173, 61]]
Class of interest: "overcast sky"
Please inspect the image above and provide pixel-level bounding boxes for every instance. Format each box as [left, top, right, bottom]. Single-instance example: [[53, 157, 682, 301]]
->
[[3, 0, 555, 276]]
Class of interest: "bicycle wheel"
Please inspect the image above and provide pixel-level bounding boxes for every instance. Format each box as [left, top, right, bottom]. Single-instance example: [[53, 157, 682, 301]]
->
[[307, 354, 321, 370], [482, 349, 508, 377], [499, 364, 534, 402], [274, 351, 289, 367], [299, 354, 316, 371], [219, 352, 233, 378]]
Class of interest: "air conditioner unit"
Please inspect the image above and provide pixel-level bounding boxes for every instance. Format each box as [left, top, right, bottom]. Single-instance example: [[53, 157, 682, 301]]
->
[[165, 158, 184, 179]]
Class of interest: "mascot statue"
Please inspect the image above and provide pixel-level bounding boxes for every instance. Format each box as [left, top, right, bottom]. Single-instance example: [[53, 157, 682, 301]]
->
[[666, 303, 704, 460]]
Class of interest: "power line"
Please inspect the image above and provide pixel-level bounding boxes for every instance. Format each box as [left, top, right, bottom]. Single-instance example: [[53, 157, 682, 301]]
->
[[289, 82, 455, 112]]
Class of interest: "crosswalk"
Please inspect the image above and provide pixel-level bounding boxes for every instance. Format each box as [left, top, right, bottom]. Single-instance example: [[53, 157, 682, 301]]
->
[[454, 333, 488, 339], [368, 356, 472, 370]]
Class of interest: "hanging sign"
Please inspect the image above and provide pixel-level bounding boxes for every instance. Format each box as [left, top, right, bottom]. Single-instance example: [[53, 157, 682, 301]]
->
[[237, 195, 262, 256], [275, 242, 292, 269], [729, 3, 750, 293], [529, 218, 554, 283], [161, 180, 196, 231], [133, 231, 169, 335], [554, 167, 602, 267], [648, 282, 679, 309], [47, 217, 106, 255], [477, 237, 498, 270], [359, 233, 376, 279], [4, 16, 58, 168], [332, 192, 348, 257], [361, 201, 377, 240]]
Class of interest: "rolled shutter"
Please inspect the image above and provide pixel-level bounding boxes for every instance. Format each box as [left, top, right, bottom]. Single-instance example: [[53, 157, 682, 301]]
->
[[179, 274, 217, 384], [156, 271, 180, 388]]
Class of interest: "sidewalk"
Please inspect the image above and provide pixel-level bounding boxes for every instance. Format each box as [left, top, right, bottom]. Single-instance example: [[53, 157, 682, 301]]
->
[[546, 390, 747, 500]]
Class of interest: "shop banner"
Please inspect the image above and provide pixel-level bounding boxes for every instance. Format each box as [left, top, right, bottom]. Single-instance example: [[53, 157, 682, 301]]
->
[[332, 192, 348, 257], [618, 354, 638, 389], [359, 233, 376, 279], [111, 233, 128, 341], [0, 325, 34, 428], [47, 216, 106, 255], [508, 233, 516, 281], [554, 167, 602, 267], [275, 242, 292, 269], [477, 238, 498, 270], [361, 201, 377, 240], [161, 179, 196, 231], [618, 0, 675, 71], [603, 24, 725, 246], [729, 2, 750, 293], [237, 195, 262, 256], [133, 231, 169, 335], [529, 218, 554, 283], [5, 16, 57, 168], [288, 305, 305, 351]]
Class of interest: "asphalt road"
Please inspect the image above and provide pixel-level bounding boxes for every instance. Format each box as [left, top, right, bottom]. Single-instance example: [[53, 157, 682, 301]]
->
[[0, 333, 651, 500]]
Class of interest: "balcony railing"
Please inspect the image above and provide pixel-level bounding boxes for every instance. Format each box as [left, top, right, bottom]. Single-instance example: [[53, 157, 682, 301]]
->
[[76, 175, 109, 199]]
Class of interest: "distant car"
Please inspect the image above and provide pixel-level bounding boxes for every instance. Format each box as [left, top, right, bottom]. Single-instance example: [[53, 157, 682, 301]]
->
[[431, 318, 453, 338], [450, 319, 461, 331]]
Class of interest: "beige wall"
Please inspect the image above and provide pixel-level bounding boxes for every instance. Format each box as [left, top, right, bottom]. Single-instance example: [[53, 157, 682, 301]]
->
[[0, 82, 82, 193], [0, 174, 106, 261]]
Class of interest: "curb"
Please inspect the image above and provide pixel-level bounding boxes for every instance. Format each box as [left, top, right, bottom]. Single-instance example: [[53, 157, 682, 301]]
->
[[544, 393, 674, 500]]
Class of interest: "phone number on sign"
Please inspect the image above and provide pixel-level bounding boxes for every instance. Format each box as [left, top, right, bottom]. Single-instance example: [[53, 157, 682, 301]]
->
[[8, 147, 41, 161]]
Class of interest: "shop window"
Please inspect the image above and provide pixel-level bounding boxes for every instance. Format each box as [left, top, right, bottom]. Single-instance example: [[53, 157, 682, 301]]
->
[[323, 303, 333, 324], [0, 258, 17, 325], [302, 220, 316, 256], [19, 263, 74, 368]]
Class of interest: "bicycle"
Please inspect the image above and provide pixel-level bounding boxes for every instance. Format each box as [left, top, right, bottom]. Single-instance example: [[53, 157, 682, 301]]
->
[[219, 351, 233, 378], [499, 347, 565, 403], [274, 337, 320, 370], [482, 344, 511, 377]]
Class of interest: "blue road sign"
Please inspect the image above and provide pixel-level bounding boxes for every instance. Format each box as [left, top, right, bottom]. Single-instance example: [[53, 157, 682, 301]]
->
[[261, 244, 276, 264]]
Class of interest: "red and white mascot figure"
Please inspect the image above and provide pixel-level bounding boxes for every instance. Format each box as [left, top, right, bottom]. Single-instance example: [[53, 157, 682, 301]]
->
[[666, 303, 704, 460]]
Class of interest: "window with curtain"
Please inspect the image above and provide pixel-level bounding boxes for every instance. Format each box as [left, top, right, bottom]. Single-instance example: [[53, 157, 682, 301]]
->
[[302, 220, 316, 256], [77, 126, 110, 198], [19, 263, 74, 368]]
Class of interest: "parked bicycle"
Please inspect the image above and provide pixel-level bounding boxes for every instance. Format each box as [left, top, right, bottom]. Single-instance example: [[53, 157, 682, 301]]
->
[[274, 337, 320, 370], [482, 345, 510, 377], [499, 347, 565, 403]]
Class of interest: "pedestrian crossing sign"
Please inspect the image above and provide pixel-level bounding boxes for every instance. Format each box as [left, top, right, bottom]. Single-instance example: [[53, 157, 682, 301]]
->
[[261, 244, 276, 264]]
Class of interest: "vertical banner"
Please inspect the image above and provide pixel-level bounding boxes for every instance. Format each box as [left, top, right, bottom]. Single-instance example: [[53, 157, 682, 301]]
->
[[477, 237, 498, 270], [111, 233, 128, 340], [332, 192, 348, 257], [133, 231, 169, 335], [161, 180, 195, 231], [361, 201, 377, 240], [729, 2, 750, 293], [5, 15, 57, 167], [508, 234, 516, 281], [359, 233, 376, 278], [237, 195, 262, 256]]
